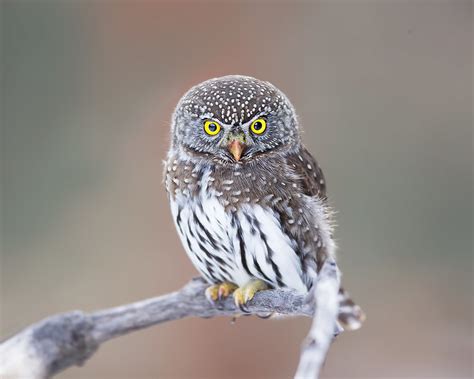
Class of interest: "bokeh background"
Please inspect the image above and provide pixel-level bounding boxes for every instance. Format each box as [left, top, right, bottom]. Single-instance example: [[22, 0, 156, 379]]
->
[[1, 1, 472, 378]]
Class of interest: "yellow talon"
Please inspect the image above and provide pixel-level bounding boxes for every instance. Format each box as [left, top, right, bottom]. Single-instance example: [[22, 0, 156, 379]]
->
[[205, 282, 238, 302], [233, 280, 269, 311]]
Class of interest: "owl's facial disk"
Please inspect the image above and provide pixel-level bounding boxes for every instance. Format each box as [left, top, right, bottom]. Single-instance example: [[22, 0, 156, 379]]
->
[[177, 115, 282, 163]]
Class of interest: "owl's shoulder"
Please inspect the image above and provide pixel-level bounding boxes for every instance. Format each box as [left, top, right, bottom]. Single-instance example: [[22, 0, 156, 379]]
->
[[164, 153, 203, 199], [285, 147, 327, 200]]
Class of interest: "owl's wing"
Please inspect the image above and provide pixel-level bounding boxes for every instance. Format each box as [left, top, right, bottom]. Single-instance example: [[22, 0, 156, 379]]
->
[[287, 146, 366, 331], [286, 147, 327, 201]]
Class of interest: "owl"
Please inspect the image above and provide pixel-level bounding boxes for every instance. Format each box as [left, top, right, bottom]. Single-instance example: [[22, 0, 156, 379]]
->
[[165, 75, 364, 330]]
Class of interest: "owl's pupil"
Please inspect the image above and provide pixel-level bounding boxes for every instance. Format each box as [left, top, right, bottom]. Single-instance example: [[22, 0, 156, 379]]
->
[[254, 121, 262, 130], [209, 123, 217, 132]]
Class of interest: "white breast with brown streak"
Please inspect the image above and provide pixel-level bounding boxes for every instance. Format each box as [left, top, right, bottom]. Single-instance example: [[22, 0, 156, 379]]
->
[[169, 168, 308, 293]]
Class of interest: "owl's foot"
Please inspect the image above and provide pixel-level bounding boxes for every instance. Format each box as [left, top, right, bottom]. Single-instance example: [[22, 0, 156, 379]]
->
[[233, 279, 269, 313], [205, 282, 238, 303]]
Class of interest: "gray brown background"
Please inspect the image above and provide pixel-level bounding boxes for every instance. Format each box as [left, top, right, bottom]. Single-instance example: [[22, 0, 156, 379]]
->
[[1, 1, 472, 378]]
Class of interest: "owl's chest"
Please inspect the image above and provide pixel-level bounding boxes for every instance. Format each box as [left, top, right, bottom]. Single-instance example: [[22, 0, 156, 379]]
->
[[169, 190, 241, 283], [168, 174, 309, 292]]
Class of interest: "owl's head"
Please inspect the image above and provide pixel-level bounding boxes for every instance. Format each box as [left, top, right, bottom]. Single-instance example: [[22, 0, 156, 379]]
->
[[171, 75, 301, 163]]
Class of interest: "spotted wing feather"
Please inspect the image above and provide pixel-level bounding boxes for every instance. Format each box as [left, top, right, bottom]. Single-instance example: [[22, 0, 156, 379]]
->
[[285, 147, 365, 330]]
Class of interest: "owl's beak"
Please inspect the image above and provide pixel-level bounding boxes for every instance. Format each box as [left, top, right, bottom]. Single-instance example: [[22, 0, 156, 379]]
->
[[227, 139, 246, 161]]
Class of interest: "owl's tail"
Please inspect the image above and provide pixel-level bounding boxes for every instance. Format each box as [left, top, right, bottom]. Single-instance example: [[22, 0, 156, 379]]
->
[[337, 287, 366, 331]]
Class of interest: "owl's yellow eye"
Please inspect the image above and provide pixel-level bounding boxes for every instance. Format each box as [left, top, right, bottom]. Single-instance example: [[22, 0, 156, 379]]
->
[[204, 120, 221, 136], [250, 118, 267, 135]]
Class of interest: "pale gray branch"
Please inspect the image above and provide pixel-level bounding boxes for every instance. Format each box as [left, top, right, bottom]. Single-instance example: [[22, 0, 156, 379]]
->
[[1, 259, 341, 379], [0, 277, 321, 379]]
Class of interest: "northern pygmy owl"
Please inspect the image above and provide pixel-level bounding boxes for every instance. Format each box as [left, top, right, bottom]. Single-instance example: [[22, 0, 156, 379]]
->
[[165, 75, 364, 329]]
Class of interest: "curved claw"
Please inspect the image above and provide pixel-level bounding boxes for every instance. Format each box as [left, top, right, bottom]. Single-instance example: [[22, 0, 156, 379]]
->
[[256, 312, 274, 319], [238, 302, 250, 314], [205, 282, 238, 304], [233, 279, 269, 312]]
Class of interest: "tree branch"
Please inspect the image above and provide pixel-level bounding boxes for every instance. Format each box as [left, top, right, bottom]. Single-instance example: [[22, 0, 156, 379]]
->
[[0, 260, 341, 379], [295, 257, 341, 379]]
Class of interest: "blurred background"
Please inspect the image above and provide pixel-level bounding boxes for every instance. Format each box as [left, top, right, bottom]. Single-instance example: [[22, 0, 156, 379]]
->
[[1, 1, 472, 378]]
